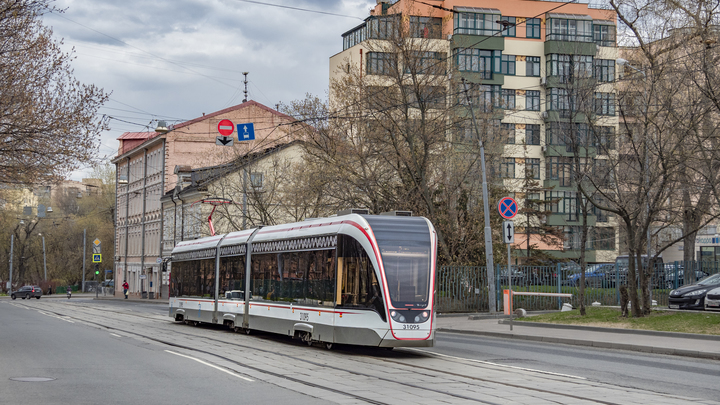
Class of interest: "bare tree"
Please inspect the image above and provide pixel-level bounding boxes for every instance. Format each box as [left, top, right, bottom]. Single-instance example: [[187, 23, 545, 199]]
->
[[287, 13, 510, 265], [0, 0, 109, 185]]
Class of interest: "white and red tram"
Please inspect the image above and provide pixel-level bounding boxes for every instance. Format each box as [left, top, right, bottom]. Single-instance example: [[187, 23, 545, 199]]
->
[[168, 213, 437, 347]]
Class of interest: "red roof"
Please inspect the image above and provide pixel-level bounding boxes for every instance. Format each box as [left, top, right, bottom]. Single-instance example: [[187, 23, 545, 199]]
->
[[117, 132, 159, 141], [172, 100, 295, 130]]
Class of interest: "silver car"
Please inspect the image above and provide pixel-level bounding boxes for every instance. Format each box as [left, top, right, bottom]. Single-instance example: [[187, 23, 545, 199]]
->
[[705, 286, 720, 311]]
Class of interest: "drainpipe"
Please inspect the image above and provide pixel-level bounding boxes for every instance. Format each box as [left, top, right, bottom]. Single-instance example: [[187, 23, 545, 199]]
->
[[140, 148, 148, 297], [359, 49, 363, 80]]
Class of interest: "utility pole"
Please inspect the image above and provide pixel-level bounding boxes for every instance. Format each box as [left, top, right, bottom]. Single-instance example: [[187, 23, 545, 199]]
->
[[8, 234, 14, 293], [462, 78, 496, 313], [82, 229, 86, 292]]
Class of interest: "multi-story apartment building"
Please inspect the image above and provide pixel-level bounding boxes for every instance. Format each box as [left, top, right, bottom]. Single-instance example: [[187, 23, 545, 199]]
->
[[330, 0, 620, 263], [111, 100, 296, 298]]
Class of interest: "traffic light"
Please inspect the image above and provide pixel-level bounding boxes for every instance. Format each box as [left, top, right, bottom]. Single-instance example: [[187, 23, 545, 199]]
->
[[95, 270, 99, 275]]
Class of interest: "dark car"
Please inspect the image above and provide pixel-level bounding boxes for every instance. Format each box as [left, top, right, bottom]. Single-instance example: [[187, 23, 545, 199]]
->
[[11, 285, 43, 300], [568, 264, 613, 287], [668, 273, 720, 310]]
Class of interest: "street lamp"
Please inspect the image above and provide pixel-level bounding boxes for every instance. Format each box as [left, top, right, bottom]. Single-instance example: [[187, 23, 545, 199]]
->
[[38, 233, 47, 281]]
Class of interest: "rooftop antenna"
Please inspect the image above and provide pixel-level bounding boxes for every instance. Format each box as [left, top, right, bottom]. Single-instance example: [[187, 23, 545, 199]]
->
[[242, 72, 249, 103]]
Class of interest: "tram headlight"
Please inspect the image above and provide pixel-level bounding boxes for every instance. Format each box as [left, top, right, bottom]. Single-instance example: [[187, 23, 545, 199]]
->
[[390, 310, 406, 323], [414, 311, 430, 323]]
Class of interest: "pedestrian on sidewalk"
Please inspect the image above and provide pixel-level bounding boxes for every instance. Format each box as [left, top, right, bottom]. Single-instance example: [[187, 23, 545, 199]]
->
[[122, 280, 129, 299]]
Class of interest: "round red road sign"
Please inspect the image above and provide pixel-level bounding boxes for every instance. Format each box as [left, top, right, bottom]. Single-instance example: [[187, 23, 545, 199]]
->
[[217, 119, 234, 136]]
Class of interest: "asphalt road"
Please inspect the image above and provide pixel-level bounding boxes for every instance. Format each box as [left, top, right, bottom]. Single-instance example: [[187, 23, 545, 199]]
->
[[430, 331, 720, 402], [0, 299, 333, 405], [2, 297, 719, 404]]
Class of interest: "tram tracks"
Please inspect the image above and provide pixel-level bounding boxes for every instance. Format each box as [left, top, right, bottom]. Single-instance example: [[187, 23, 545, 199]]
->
[[15, 301, 687, 405]]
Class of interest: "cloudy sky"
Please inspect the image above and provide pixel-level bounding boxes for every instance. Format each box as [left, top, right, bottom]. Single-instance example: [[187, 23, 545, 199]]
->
[[42, 0, 375, 180]]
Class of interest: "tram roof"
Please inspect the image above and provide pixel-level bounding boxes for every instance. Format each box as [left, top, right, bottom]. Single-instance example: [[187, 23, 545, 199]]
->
[[171, 213, 431, 256]]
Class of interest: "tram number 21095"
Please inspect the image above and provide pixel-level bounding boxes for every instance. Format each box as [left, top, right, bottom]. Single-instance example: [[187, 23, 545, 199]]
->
[[299, 312, 309, 321], [403, 324, 420, 330]]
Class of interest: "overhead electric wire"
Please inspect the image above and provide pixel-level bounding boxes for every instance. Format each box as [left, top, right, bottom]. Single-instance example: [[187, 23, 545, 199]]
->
[[232, 0, 364, 20]]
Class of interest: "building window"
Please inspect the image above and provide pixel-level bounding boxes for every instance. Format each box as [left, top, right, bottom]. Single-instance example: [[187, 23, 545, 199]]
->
[[455, 12, 501, 36], [368, 15, 399, 39], [404, 85, 447, 109], [366, 52, 396, 75], [458, 83, 502, 112], [545, 157, 573, 187], [526, 56, 541, 76], [547, 54, 593, 83], [406, 51, 446, 75], [547, 88, 571, 115], [594, 92, 615, 115], [499, 157, 515, 178], [501, 123, 515, 144], [250, 172, 263, 189], [500, 16, 516, 37], [501, 89, 516, 109], [526, 90, 540, 111], [594, 23, 616, 46], [526, 18, 541, 39], [342, 23, 368, 50], [546, 191, 578, 220], [546, 17, 593, 42], [526, 124, 540, 145], [592, 126, 616, 151], [594, 59, 615, 82], [455, 49, 498, 78], [546, 122, 589, 151], [525, 158, 540, 179], [593, 227, 615, 250], [500, 54, 516, 75], [409, 16, 442, 39]]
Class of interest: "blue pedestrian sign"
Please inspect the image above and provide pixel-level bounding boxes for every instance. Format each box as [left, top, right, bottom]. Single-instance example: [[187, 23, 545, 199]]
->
[[238, 123, 255, 141], [498, 197, 518, 219], [92, 254, 102, 263]]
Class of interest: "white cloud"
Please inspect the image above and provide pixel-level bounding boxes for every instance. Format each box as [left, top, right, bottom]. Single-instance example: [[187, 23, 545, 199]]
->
[[42, 0, 373, 179]]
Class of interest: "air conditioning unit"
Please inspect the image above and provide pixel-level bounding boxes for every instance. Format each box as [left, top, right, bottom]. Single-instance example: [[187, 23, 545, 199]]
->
[[540, 76, 547, 86], [541, 145, 547, 153], [541, 111, 548, 119]]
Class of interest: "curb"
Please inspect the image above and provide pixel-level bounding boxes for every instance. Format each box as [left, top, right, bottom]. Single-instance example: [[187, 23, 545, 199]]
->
[[436, 328, 720, 361], [498, 319, 720, 341]]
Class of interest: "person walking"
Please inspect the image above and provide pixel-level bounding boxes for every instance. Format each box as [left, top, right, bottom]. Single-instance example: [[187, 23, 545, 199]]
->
[[122, 280, 129, 299]]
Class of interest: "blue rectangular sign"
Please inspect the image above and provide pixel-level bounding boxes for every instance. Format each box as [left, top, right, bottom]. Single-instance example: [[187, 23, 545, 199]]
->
[[237, 123, 255, 141]]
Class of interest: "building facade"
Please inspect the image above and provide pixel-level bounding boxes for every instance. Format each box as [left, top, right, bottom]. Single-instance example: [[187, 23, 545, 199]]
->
[[111, 101, 296, 298], [330, 0, 620, 264]]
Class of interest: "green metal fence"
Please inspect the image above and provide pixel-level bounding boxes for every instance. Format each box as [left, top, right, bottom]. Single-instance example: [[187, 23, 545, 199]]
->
[[436, 261, 720, 313]]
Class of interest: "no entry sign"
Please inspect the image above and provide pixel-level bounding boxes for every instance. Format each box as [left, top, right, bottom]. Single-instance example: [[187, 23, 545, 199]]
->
[[217, 119, 234, 136]]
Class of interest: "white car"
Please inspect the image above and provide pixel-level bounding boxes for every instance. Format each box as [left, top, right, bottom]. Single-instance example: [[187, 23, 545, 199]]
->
[[705, 286, 720, 311]]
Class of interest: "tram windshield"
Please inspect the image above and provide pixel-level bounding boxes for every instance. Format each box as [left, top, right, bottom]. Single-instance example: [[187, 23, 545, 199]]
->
[[364, 216, 432, 309]]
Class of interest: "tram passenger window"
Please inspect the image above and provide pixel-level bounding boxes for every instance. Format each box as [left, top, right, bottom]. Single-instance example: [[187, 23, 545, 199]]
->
[[337, 235, 386, 320], [250, 249, 335, 306], [219, 255, 245, 299], [170, 258, 214, 297]]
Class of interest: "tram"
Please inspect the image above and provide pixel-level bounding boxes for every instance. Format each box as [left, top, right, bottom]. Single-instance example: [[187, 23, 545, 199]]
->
[[168, 212, 437, 348]]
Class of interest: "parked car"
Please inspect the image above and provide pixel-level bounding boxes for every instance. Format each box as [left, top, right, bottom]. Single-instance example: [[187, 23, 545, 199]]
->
[[11, 285, 42, 300], [705, 286, 720, 311], [668, 273, 720, 310], [567, 264, 613, 287], [662, 266, 707, 290]]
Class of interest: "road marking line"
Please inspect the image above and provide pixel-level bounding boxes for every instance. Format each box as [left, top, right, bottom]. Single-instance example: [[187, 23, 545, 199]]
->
[[37, 310, 75, 323], [164, 350, 253, 382], [110, 333, 122, 338], [409, 348, 586, 380]]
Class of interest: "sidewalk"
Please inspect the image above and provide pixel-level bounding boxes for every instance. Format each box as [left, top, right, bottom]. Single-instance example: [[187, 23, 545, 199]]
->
[[436, 313, 720, 360]]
